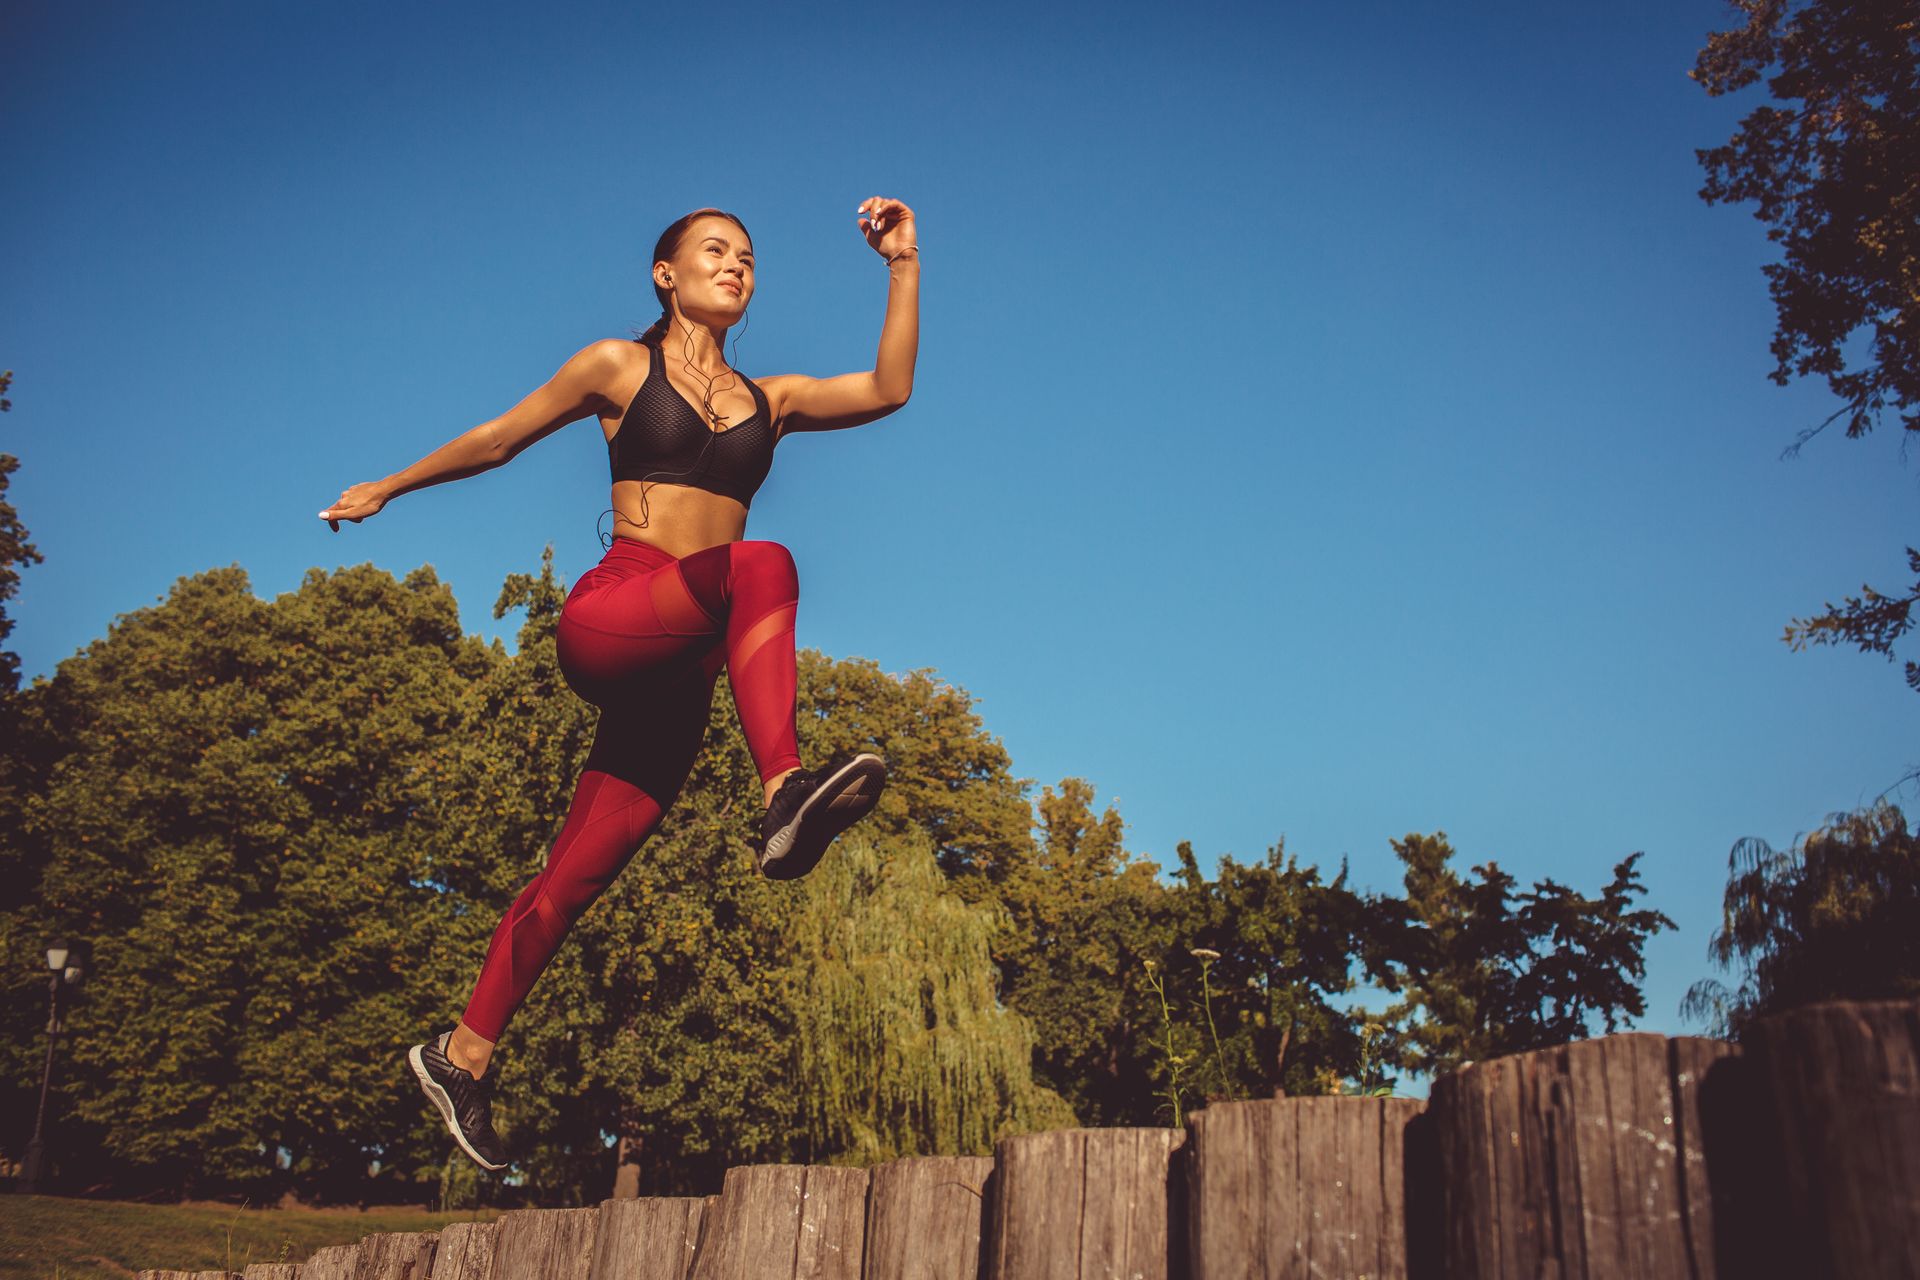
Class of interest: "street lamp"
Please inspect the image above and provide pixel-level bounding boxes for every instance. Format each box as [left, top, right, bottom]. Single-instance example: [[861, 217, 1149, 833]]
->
[[20, 938, 88, 1195]]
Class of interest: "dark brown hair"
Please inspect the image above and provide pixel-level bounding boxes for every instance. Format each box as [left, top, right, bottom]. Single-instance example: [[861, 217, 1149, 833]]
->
[[636, 207, 754, 346]]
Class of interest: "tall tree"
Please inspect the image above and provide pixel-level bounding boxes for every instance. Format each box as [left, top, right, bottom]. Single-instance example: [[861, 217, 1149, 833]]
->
[[990, 778, 1178, 1126], [1367, 833, 1673, 1075], [0, 385, 56, 1169], [1683, 801, 1920, 1038], [1693, 0, 1920, 691], [0, 561, 499, 1199]]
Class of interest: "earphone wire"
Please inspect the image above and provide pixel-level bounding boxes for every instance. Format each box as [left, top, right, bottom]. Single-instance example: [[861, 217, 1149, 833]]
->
[[606, 299, 751, 549]]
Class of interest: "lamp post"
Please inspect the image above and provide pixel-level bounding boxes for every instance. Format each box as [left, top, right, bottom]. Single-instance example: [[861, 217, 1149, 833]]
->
[[20, 938, 87, 1195]]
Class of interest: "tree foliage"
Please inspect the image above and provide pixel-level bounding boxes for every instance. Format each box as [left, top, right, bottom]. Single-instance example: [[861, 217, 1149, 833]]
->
[[0, 561, 500, 1199], [1683, 801, 1920, 1038], [988, 778, 1176, 1126], [0, 440, 45, 697], [0, 539, 1675, 1200], [1367, 834, 1675, 1075], [1693, 0, 1920, 692], [1783, 545, 1920, 693], [1694, 0, 1920, 442], [1170, 839, 1374, 1101], [786, 831, 1076, 1164]]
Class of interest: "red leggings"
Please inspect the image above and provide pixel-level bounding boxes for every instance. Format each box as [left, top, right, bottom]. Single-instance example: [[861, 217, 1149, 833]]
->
[[460, 535, 804, 1041]]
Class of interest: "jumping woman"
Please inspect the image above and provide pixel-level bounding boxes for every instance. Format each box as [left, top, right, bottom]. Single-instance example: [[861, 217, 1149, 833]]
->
[[317, 197, 919, 1172]]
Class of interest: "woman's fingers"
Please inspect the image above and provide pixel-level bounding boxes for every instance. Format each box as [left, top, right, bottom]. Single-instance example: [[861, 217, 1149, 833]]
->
[[857, 196, 914, 239], [319, 483, 384, 531]]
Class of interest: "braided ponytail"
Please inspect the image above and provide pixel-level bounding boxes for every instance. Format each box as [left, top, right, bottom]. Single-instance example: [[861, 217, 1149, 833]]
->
[[636, 310, 672, 346]]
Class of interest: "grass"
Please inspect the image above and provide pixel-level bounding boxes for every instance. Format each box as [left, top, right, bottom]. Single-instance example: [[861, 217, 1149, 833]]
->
[[0, 1194, 503, 1279]]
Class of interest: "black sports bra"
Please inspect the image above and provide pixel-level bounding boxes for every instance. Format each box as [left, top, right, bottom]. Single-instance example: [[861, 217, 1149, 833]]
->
[[608, 335, 776, 507]]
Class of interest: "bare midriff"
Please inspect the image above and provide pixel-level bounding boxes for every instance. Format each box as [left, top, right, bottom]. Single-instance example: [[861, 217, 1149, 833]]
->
[[605, 480, 749, 558]]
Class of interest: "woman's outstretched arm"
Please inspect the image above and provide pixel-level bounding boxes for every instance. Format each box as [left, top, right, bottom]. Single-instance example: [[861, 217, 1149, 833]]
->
[[765, 196, 919, 437], [318, 340, 627, 530]]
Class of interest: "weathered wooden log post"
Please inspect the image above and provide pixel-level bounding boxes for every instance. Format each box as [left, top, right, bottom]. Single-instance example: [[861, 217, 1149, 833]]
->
[[299, 1243, 361, 1280], [428, 1220, 500, 1280], [587, 1196, 710, 1280], [1747, 997, 1920, 1277], [1184, 1096, 1433, 1280], [864, 1154, 995, 1280], [1430, 1032, 1744, 1279], [985, 1128, 1185, 1280], [490, 1206, 601, 1279], [241, 1266, 300, 1280], [684, 1164, 869, 1280], [356, 1231, 438, 1279]]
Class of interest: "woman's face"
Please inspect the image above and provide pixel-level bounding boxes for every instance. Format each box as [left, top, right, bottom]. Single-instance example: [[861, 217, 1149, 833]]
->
[[660, 215, 754, 321]]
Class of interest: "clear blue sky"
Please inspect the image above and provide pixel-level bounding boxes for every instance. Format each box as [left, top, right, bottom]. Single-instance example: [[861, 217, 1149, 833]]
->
[[4, 0, 1912, 1042]]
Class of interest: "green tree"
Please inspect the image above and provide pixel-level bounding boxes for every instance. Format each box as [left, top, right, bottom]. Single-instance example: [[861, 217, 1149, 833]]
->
[[1694, 0, 1920, 443], [1693, 0, 1920, 692], [0, 561, 498, 1199], [793, 655, 1034, 885], [0, 377, 45, 698], [1682, 801, 1920, 1038], [990, 778, 1178, 1126], [1172, 839, 1374, 1099], [0, 390, 57, 1168], [785, 830, 1076, 1164], [1368, 833, 1673, 1075]]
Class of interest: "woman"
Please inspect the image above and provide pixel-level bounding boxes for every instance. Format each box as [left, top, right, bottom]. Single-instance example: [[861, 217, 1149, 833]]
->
[[318, 197, 919, 1172]]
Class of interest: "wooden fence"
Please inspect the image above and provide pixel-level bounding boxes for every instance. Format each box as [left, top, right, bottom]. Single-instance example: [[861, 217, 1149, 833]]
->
[[134, 997, 1919, 1280]]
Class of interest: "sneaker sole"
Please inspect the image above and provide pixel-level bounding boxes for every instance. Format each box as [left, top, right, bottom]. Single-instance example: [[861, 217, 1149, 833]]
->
[[408, 1044, 509, 1173], [761, 753, 887, 880]]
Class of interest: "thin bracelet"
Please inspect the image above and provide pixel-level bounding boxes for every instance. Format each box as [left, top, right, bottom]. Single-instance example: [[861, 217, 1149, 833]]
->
[[886, 246, 920, 264]]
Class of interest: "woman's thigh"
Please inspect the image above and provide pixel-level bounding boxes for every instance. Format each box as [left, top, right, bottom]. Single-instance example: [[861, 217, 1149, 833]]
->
[[557, 557, 723, 708], [583, 660, 719, 804]]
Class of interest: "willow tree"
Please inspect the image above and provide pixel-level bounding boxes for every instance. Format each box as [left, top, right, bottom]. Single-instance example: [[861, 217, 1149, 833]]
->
[[1683, 802, 1920, 1039], [784, 830, 1076, 1165]]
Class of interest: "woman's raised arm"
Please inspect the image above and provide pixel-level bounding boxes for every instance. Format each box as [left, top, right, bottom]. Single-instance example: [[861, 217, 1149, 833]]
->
[[318, 340, 628, 530], [764, 196, 919, 437]]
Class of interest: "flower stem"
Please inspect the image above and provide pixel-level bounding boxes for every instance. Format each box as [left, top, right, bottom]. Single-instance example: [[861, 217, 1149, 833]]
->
[[1197, 956, 1236, 1101]]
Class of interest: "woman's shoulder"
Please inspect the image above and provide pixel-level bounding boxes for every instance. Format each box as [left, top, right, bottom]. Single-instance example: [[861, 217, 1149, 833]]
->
[[575, 336, 653, 385], [596, 334, 654, 362]]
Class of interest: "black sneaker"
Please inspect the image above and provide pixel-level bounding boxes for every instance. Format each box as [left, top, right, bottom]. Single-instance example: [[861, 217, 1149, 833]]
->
[[759, 753, 887, 880], [408, 1031, 508, 1173]]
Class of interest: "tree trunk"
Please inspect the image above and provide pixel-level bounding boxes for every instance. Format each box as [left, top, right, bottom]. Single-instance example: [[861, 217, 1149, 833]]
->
[[612, 1130, 644, 1199], [1271, 1015, 1293, 1098]]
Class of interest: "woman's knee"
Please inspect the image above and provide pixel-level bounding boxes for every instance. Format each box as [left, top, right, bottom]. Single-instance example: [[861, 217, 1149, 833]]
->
[[733, 539, 798, 591]]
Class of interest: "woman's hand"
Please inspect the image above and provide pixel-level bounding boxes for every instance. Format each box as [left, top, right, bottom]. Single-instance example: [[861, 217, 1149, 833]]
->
[[318, 481, 389, 532], [857, 196, 917, 261]]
